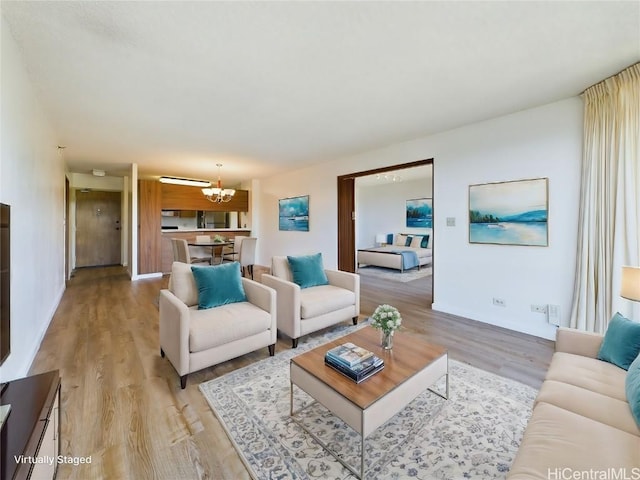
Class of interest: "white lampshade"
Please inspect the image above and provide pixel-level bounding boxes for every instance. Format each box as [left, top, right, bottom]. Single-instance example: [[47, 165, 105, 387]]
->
[[375, 234, 387, 244], [621, 266, 640, 302]]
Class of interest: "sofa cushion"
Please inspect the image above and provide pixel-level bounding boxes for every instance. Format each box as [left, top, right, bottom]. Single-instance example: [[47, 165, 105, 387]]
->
[[626, 353, 640, 428], [191, 262, 247, 310], [507, 402, 640, 479], [169, 261, 199, 307], [300, 285, 356, 319], [535, 380, 640, 436], [597, 312, 640, 370], [545, 352, 627, 401], [287, 253, 329, 289], [188, 302, 272, 353]]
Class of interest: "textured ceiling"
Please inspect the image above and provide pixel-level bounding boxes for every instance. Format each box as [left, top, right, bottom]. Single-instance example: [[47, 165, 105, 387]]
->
[[2, 1, 639, 185]]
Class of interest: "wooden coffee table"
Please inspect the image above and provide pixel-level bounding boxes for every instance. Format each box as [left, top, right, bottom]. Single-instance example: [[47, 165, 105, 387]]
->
[[290, 326, 448, 479]]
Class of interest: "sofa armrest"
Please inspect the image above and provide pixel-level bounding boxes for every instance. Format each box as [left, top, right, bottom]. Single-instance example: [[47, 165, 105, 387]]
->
[[261, 274, 301, 339], [325, 269, 360, 317], [325, 269, 357, 291], [555, 327, 603, 358], [159, 289, 191, 376], [243, 278, 277, 343]]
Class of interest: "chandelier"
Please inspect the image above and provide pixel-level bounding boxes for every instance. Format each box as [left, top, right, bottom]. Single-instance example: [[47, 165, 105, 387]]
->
[[202, 163, 236, 203]]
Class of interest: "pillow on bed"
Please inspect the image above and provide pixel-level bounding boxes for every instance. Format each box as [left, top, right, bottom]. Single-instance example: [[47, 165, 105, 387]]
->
[[395, 234, 408, 246], [409, 236, 421, 248], [409, 235, 430, 248]]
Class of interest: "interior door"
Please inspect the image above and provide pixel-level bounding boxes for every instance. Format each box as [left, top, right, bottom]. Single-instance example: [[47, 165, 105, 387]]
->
[[337, 177, 356, 272], [76, 190, 121, 267]]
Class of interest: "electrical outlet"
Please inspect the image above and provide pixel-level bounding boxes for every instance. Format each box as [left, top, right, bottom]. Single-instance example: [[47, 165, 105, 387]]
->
[[493, 298, 506, 307], [531, 305, 547, 314]]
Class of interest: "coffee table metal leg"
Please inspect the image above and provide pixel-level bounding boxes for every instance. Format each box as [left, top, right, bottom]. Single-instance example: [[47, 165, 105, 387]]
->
[[290, 382, 367, 478], [360, 416, 365, 479], [427, 370, 449, 400]]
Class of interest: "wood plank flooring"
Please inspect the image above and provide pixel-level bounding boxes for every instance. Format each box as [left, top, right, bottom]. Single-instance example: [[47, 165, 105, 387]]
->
[[28, 265, 554, 479]]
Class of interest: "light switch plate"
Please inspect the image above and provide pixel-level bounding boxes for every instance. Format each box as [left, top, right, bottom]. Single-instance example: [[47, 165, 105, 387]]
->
[[446, 217, 456, 227]]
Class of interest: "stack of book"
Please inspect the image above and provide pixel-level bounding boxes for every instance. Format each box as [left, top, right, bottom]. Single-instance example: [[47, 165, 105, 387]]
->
[[324, 342, 384, 383]]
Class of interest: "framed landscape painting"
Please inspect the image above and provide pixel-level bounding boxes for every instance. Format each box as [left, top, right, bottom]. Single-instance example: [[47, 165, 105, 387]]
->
[[406, 198, 432, 228], [279, 195, 309, 231], [469, 178, 548, 246]]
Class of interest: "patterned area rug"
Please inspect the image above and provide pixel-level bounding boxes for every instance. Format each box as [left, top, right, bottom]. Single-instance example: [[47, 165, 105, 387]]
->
[[357, 265, 432, 283], [199, 323, 536, 479]]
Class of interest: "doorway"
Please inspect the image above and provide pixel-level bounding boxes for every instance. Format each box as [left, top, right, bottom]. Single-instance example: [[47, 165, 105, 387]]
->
[[337, 159, 434, 296], [75, 190, 122, 267]]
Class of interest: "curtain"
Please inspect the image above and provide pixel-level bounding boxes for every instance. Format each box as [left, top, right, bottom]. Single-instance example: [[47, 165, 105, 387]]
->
[[570, 63, 640, 333]]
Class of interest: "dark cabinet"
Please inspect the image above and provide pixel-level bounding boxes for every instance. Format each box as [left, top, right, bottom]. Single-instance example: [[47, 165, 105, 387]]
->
[[1, 370, 61, 480]]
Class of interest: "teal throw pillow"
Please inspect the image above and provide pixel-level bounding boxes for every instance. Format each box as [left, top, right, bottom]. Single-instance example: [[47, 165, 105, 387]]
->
[[597, 312, 640, 370], [405, 236, 413, 246], [421, 235, 430, 248], [191, 262, 247, 310], [287, 253, 329, 289], [626, 353, 640, 428]]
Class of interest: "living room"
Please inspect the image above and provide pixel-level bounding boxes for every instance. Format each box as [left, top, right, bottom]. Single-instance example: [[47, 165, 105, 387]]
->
[[1, 2, 639, 479]]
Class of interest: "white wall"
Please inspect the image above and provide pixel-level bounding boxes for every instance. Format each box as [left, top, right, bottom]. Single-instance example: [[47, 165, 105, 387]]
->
[[256, 98, 582, 339], [431, 99, 582, 340], [356, 174, 432, 250], [0, 19, 66, 381]]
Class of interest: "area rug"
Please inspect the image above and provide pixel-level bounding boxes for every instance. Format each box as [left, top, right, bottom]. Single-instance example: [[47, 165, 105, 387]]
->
[[357, 265, 432, 283], [199, 323, 536, 479]]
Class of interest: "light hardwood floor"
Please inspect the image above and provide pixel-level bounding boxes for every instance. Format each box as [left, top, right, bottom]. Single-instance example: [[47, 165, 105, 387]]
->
[[28, 265, 554, 479]]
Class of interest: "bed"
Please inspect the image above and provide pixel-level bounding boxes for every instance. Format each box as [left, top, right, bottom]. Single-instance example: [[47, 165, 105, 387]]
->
[[357, 233, 432, 272]]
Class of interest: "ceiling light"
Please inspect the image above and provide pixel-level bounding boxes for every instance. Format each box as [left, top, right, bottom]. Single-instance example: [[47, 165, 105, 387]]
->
[[202, 164, 236, 203], [92, 169, 106, 177], [159, 177, 211, 187]]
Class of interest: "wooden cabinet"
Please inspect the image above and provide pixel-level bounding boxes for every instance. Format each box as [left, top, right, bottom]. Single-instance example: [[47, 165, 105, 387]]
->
[[1, 370, 61, 480], [138, 180, 162, 274], [161, 183, 249, 212]]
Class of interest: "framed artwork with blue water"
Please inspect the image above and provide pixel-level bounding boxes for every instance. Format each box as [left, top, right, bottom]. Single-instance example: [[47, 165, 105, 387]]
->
[[279, 195, 309, 231], [469, 178, 548, 246], [406, 198, 432, 228]]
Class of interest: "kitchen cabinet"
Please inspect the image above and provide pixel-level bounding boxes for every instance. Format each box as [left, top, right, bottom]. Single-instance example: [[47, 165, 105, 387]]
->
[[161, 183, 248, 211]]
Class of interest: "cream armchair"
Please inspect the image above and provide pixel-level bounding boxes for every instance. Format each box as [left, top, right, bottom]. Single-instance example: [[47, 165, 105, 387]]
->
[[262, 256, 360, 348], [160, 262, 277, 388]]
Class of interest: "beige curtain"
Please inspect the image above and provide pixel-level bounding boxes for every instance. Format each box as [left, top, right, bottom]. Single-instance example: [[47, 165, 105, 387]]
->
[[570, 63, 640, 333]]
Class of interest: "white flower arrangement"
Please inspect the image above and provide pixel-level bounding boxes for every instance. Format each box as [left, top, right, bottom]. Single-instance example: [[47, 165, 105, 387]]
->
[[371, 304, 402, 334]]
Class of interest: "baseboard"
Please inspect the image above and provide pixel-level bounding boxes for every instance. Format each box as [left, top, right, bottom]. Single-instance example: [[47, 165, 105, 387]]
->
[[431, 302, 557, 341], [132, 272, 163, 281], [15, 283, 67, 379]]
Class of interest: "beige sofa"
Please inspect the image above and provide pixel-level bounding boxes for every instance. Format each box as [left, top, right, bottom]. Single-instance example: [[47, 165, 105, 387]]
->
[[159, 262, 277, 388], [261, 256, 359, 348], [508, 327, 640, 478]]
